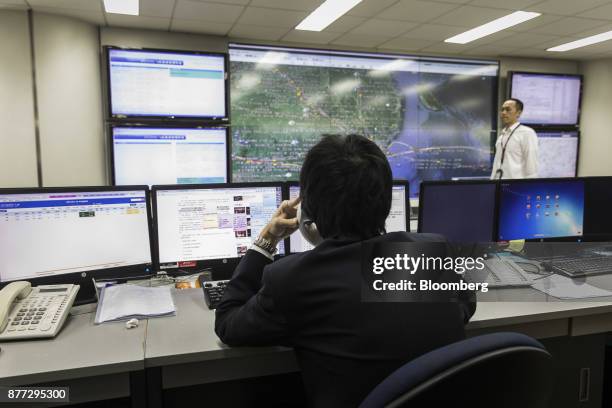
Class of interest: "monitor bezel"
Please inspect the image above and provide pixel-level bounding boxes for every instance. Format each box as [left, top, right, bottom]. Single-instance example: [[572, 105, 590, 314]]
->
[[104, 46, 230, 123], [418, 179, 498, 242], [0, 185, 155, 303], [108, 123, 232, 186], [284, 180, 411, 254], [507, 70, 583, 128], [151, 182, 286, 279], [496, 177, 585, 242]]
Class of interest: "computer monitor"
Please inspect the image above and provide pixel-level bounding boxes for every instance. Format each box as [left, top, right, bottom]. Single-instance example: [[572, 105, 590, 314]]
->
[[509, 71, 582, 126], [497, 179, 584, 241], [106, 47, 228, 121], [418, 180, 497, 242], [287, 181, 410, 253], [584, 177, 612, 239], [536, 130, 578, 178], [111, 126, 229, 186], [0, 187, 153, 303], [230, 43, 498, 197], [153, 183, 285, 277]]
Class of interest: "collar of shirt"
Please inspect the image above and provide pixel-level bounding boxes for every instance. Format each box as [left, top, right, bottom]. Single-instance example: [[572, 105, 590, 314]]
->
[[502, 121, 521, 135]]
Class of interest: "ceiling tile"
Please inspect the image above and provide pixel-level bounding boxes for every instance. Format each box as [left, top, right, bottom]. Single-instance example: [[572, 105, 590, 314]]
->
[[579, 3, 612, 20], [528, 17, 609, 36], [570, 23, 612, 38], [192, 0, 250, 4], [377, 37, 436, 51], [347, 0, 400, 18], [229, 24, 289, 41], [281, 29, 343, 44], [349, 18, 417, 37], [468, 0, 541, 9], [526, 36, 581, 50], [0, 0, 27, 7], [401, 23, 467, 41], [461, 44, 521, 56], [503, 48, 560, 58], [107, 15, 171, 30], [173, 0, 243, 23], [377, 0, 459, 23], [249, 0, 324, 11], [431, 5, 515, 27], [418, 42, 469, 55], [324, 15, 366, 33], [526, 0, 610, 16], [496, 32, 562, 48], [140, 0, 175, 18], [28, 0, 101, 12], [237, 7, 308, 28], [34, 7, 105, 24], [170, 18, 232, 35], [331, 33, 393, 48]]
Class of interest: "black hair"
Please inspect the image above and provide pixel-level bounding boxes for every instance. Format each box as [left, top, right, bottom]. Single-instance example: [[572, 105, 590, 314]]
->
[[506, 97, 524, 112], [299, 134, 392, 240]]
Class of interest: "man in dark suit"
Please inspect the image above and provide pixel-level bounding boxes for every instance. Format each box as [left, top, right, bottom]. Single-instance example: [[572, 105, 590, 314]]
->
[[215, 134, 476, 407]]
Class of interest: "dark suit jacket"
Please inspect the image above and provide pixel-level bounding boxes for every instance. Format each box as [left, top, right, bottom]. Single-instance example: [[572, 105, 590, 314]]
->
[[215, 232, 476, 408]]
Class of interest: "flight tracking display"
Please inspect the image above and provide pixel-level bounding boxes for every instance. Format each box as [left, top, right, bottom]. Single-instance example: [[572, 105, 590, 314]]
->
[[229, 44, 498, 197]]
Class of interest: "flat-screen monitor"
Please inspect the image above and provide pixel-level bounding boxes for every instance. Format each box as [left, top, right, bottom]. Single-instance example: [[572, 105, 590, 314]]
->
[[536, 130, 578, 178], [153, 183, 285, 275], [418, 181, 496, 242], [111, 126, 229, 186], [584, 177, 612, 239], [509, 71, 582, 126], [0, 187, 153, 302], [498, 179, 584, 241], [287, 181, 410, 253], [107, 47, 228, 120], [230, 44, 499, 197]]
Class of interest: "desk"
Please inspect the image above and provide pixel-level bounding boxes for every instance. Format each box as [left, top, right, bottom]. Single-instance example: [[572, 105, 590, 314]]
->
[[0, 312, 148, 407], [3, 287, 612, 407]]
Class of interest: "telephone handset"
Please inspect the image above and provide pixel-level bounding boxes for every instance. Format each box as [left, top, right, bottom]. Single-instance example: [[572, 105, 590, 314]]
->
[[297, 203, 323, 247], [0, 281, 79, 340]]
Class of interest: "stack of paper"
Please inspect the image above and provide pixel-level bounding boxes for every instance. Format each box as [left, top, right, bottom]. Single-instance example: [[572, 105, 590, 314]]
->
[[95, 285, 176, 324]]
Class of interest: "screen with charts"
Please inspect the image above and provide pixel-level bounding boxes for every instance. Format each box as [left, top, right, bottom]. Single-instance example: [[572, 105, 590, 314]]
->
[[537, 130, 578, 178], [498, 180, 584, 241], [112, 126, 228, 186], [230, 44, 498, 197], [154, 185, 285, 268], [0, 189, 152, 283], [288, 183, 409, 253], [107, 48, 227, 119], [509, 72, 581, 126], [419, 181, 496, 243]]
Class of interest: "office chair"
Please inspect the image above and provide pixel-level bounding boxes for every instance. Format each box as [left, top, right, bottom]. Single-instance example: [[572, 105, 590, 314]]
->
[[360, 332, 553, 408]]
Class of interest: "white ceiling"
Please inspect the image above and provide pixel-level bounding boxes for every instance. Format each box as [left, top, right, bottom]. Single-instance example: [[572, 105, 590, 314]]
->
[[3, 0, 612, 60]]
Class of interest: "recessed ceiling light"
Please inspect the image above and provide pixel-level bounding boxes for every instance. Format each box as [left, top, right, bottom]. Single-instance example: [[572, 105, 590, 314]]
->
[[103, 0, 139, 16], [547, 31, 612, 52], [445, 11, 541, 44], [296, 0, 363, 32]]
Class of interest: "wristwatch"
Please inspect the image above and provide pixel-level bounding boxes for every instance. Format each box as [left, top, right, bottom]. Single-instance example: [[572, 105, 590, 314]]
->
[[253, 236, 277, 255]]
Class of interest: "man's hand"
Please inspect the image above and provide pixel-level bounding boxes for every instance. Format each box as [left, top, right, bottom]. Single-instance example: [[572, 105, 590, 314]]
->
[[259, 197, 301, 247]]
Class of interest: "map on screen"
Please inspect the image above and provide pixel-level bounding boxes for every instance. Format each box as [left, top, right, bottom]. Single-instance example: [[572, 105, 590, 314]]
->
[[229, 45, 498, 197]]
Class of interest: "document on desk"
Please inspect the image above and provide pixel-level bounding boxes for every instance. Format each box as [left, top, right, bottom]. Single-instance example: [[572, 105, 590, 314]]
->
[[95, 285, 176, 324], [532, 275, 612, 300]]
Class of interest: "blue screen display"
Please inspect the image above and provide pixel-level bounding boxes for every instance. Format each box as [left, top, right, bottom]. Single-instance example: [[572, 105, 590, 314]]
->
[[498, 180, 584, 241]]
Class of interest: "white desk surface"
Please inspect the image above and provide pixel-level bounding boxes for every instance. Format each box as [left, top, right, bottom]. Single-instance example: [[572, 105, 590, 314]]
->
[[0, 311, 147, 386]]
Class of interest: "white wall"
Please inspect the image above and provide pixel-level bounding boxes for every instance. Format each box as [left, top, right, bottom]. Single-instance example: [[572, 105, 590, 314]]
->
[[0, 10, 38, 188], [578, 58, 612, 176], [33, 12, 106, 186]]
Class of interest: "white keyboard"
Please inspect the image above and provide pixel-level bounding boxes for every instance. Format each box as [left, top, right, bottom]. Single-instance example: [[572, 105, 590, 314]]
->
[[466, 256, 533, 288]]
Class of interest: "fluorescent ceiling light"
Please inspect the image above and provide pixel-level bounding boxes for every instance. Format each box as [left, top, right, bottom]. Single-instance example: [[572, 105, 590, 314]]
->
[[296, 0, 363, 32], [445, 11, 540, 44], [547, 31, 612, 52], [104, 0, 139, 15]]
